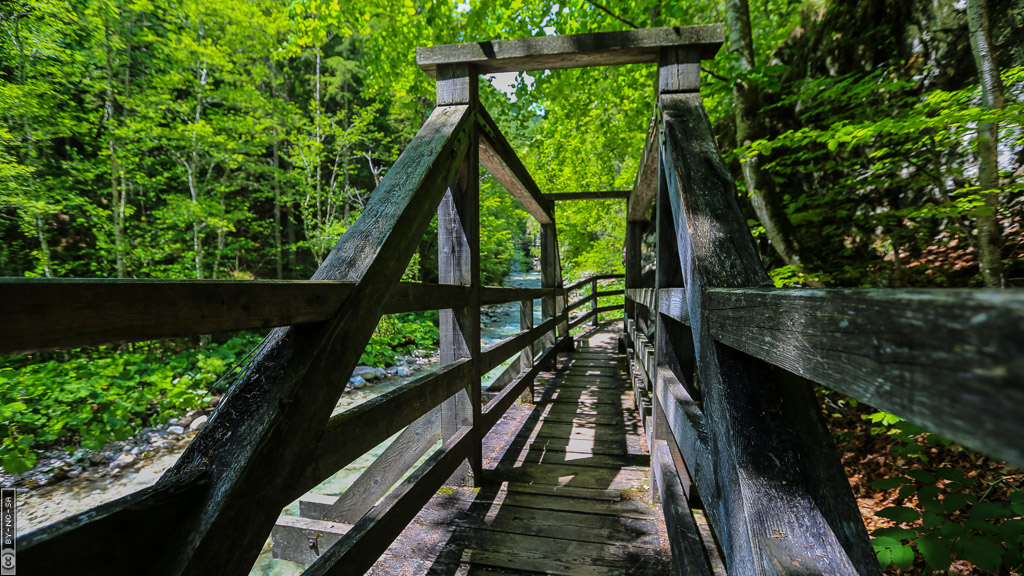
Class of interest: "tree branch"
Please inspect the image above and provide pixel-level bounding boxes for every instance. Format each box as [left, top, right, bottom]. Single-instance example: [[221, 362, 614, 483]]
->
[[584, 0, 640, 29], [701, 66, 731, 83]]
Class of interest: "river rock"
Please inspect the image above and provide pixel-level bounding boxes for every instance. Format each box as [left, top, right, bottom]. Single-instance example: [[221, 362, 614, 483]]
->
[[396, 366, 413, 377], [190, 415, 208, 432], [178, 414, 195, 428], [167, 425, 186, 435], [348, 376, 366, 389], [352, 365, 378, 380], [110, 453, 136, 468]]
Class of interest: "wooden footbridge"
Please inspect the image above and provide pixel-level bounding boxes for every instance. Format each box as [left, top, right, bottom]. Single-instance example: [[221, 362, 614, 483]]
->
[[6, 25, 1024, 576]]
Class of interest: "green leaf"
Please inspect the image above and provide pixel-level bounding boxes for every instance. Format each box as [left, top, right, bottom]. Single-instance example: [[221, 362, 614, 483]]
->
[[872, 527, 916, 540], [958, 535, 1003, 573], [877, 506, 920, 523], [970, 502, 1010, 520], [875, 547, 893, 569], [942, 492, 969, 513], [906, 469, 936, 484], [917, 534, 952, 570], [891, 544, 915, 570]]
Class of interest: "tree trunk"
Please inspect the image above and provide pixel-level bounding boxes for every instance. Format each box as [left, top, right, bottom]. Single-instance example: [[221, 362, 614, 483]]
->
[[723, 0, 808, 270], [102, 10, 126, 278], [35, 216, 53, 278], [966, 0, 1006, 287], [270, 60, 284, 279]]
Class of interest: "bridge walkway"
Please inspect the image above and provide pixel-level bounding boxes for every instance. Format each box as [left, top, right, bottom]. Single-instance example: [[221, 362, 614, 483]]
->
[[366, 326, 673, 575]]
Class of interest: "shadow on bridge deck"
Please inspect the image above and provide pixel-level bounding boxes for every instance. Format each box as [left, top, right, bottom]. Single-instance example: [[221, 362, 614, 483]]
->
[[366, 324, 672, 575]]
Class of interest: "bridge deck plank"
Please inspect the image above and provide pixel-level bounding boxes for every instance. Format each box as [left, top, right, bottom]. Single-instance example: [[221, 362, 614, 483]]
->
[[362, 328, 679, 575]]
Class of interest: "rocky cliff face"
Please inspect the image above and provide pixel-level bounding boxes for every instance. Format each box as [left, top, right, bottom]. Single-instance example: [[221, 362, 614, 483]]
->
[[775, 0, 1023, 90]]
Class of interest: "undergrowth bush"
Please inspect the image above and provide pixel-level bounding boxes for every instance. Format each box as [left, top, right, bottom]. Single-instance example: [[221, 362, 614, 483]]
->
[[865, 412, 1024, 573], [0, 334, 262, 474], [1, 312, 441, 475]]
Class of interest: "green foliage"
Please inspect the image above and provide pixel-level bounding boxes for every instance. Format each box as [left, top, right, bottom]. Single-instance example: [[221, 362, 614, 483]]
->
[[869, 470, 1023, 574], [864, 412, 1023, 573], [744, 65, 1024, 286], [0, 334, 261, 474], [359, 312, 439, 367]]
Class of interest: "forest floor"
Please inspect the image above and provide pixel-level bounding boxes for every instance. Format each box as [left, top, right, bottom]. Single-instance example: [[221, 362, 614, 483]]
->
[[824, 393, 1023, 575]]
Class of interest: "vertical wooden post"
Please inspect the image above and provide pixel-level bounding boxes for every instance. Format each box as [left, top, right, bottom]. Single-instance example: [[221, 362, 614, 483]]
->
[[624, 221, 643, 321], [436, 64, 480, 485], [540, 217, 568, 362], [590, 278, 599, 327], [650, 46, 700, 503], [519, 298, 535, 403]]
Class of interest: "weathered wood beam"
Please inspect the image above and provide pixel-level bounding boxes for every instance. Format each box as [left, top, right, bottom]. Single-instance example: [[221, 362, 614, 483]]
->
[[626, 288, 656, 309], [416, 25, 724, 76], [19, 470, 208, 576], [152, 104, 474, 576], [302, 409, 441, 523], [543, 190, 630, 201], [564, 273, 623, 291], [479, 285, 551, 304], [627, 106, 659, 222], [0, 280, 472, 355], [304, 427, 474, 576], [658, 286, 1024, 468], [480, 316, 557, 374], [566, 291, 596, 314], [652, 440, 714, 576], [661, 92, 877, 575], [0, 279, 354, 355], [519, 298, 535, 403], [438, 100, 482, 485], [477, 106, 553, 224], [481, 335, 568, 432], [299, 360, 472, 496], [541, 223, 568, 345]]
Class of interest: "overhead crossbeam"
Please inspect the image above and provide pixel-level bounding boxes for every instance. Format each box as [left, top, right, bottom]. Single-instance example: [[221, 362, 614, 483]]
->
[[417, 25, 723, 76], [477, 106, 554, 223], [544, 190, 630, 201], [627, 107, 660, 222]]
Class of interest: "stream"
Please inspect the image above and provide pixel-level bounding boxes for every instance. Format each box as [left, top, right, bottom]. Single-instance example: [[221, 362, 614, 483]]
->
[[16, 269, 542, 574]]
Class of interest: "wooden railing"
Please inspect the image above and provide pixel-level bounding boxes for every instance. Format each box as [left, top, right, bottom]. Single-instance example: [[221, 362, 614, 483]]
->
[[620, 39, 1024, 576], [7, 23, 1022, 576], [4, 26, 641, 575]]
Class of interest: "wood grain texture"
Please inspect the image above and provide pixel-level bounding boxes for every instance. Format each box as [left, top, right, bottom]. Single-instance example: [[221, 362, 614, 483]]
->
[[151, 104, 474, 576], [18, 470, 207, 576], [653, 440, 713, 576], [477, 105, 553, 223], [416, 25, 724, 76], [300, 360, 472, 494], [658, 47, 701, 93], [0, 280, 476, 355], [544, 190, 630, 201], [305, 427, 474, 576], [481, 335, 567, 432], [661, 92, 875, 575], [627, 105, 660, 222], [658, 285, 1024, 468], [438, 130, 482, 484], [436, 64, 477, 106], [480, 285, 551, 304], [480, 316, 557, 373], [311, 409, 441, 523], [565, 274, 623, 291]]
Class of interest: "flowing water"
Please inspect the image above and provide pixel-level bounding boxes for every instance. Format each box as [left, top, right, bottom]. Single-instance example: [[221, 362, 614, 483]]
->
[[18, 269, 542, 575]]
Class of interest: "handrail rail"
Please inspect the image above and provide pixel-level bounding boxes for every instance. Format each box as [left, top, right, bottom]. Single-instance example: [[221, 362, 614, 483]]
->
[[0, 274, 623, 355]]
